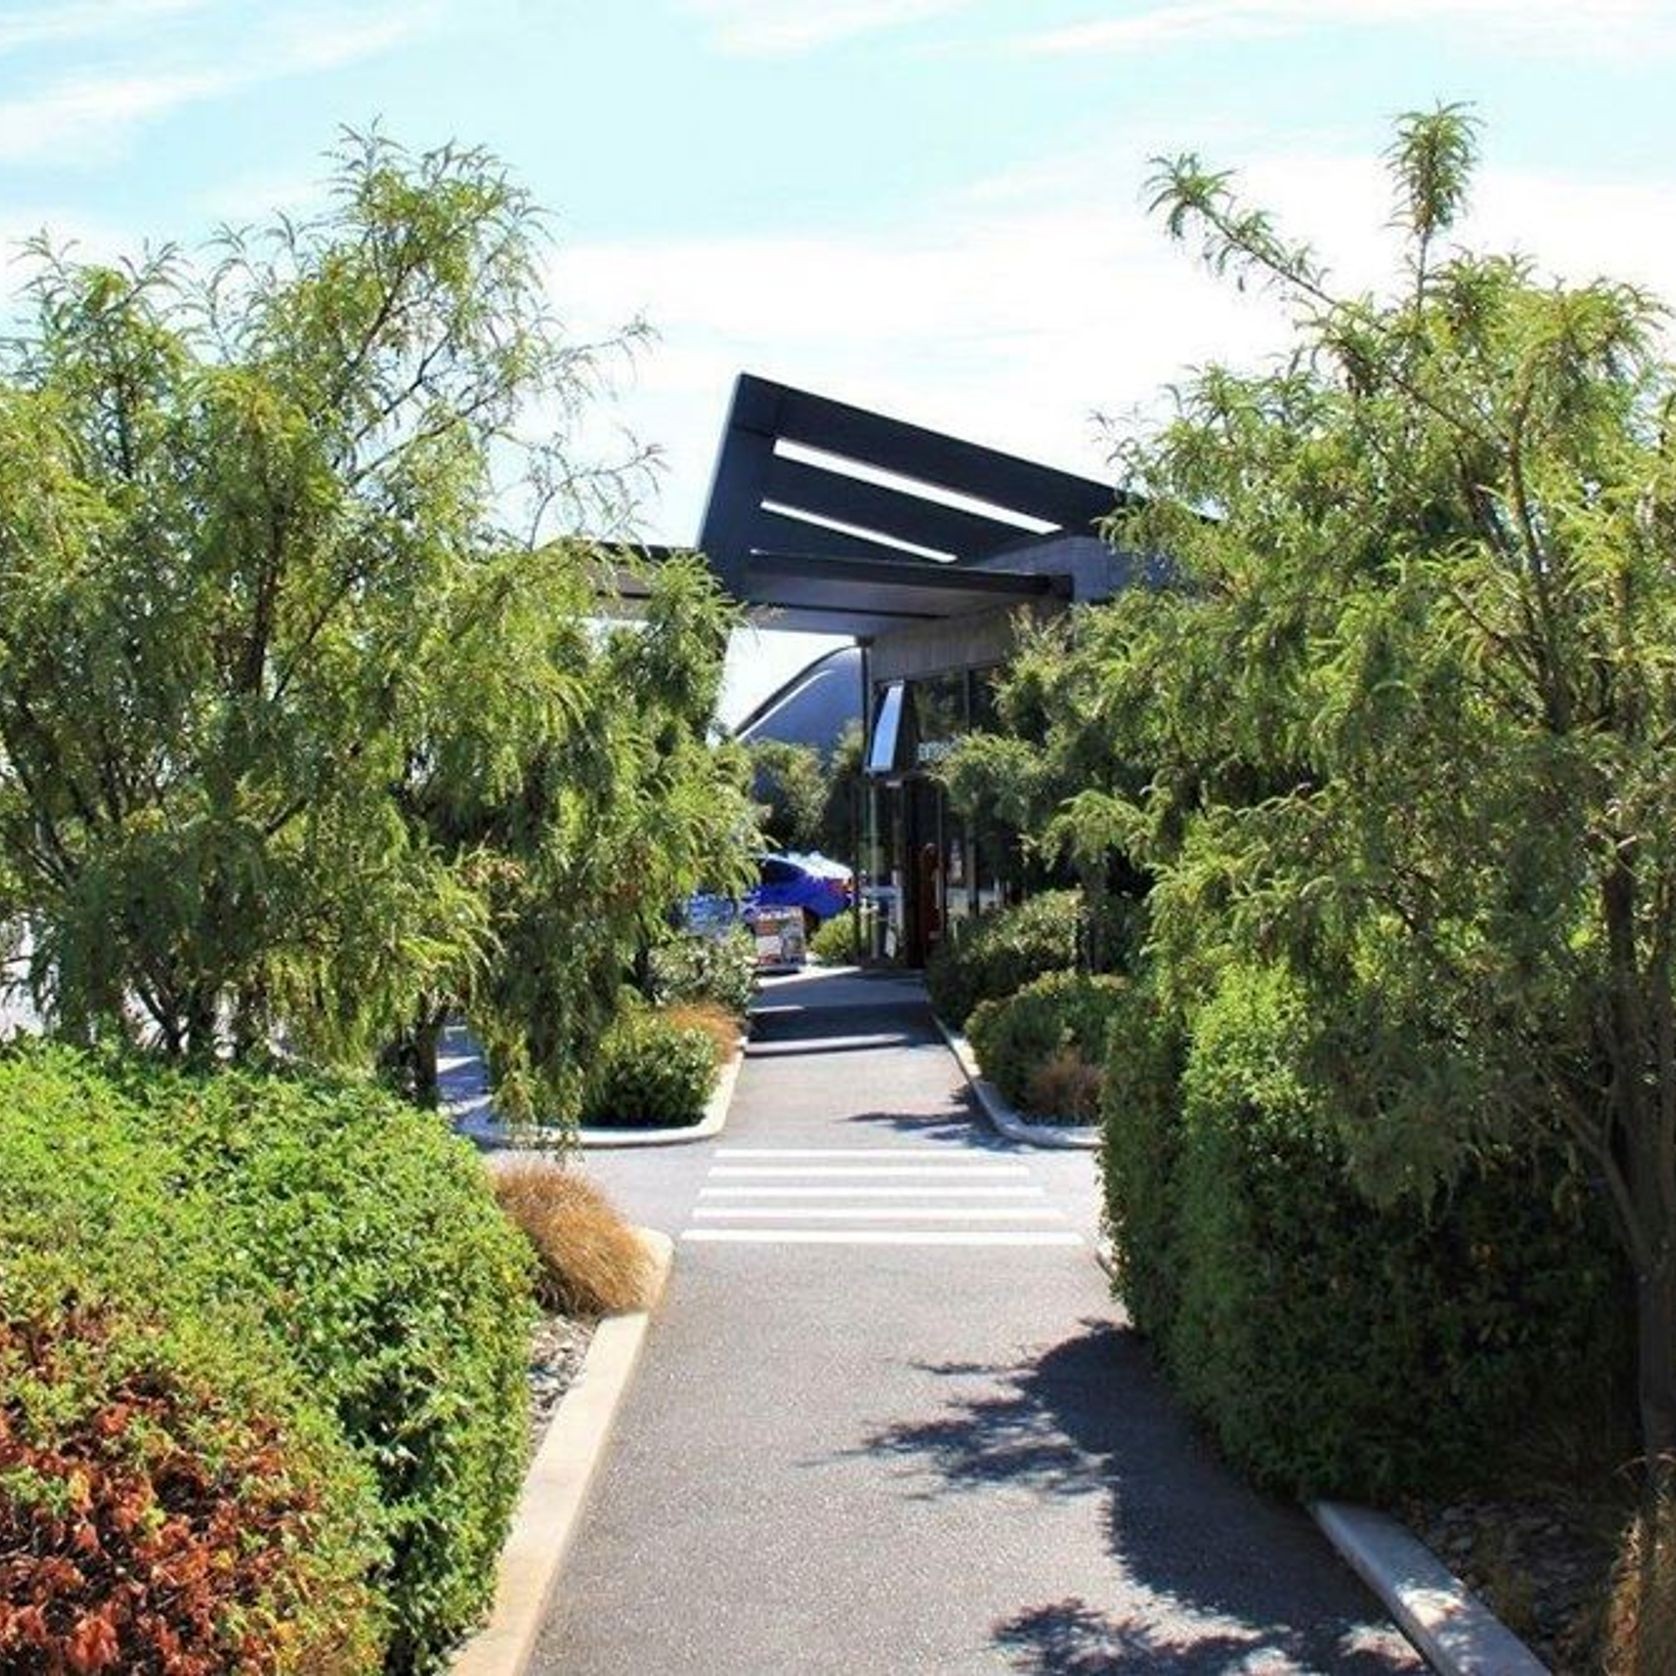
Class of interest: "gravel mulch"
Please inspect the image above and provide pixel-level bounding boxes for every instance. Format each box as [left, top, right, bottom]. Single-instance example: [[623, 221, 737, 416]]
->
[[527, 1312, 595, 1456], [1402, 1492, 1627, 1673]]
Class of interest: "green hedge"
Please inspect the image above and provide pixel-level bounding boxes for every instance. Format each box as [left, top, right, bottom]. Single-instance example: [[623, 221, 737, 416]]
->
[[925, 890, 1083, 1028], [1102, 965, 1629, 1500], [1098, 979, 1188, 1343], [120, 1068, 534, 1674], [0, 1050, 387, 1673], [581, 1008, 717, 1128], [967, 971, 1129, 1118]]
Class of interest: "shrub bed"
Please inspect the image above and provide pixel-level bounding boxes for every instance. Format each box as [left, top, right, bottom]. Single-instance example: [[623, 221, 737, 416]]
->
[[925, 890, 1083, 1029], [580, 1008, 718, 1128], [120, 1069, 534, 1675], [650, 927, 755, 1018], [808, 905, 875, 965], [967, 971, 1129, 1122], [0, 1052, 386, 1674], [1101, 965, 1629, 1500]]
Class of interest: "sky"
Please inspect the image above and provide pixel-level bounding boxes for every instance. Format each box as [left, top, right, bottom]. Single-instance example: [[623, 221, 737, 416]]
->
[[3, 0, 1674, 719]]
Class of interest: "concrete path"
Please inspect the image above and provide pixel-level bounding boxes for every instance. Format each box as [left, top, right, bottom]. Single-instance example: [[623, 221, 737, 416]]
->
[[532, 969, 1421, 1674]]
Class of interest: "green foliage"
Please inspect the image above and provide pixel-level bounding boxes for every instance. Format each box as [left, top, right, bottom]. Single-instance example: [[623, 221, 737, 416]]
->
[[967, 971, 1128, 1117], [465, 554, 755, 1126], [0, 1049, 387, 1672], [0, 135, 754, 1111], [808, 905, 875, 964], [580, 1008, 718, 1128], [1097, 977, 1187, 1342], [649, 927, 755, 1019], [1126, 966, 1627, 1499], [112, 1065, 534, 1674], [1013, 105, 1676, 1467], [749, 739, 827, 851], [925, 890, 1083, 1028]]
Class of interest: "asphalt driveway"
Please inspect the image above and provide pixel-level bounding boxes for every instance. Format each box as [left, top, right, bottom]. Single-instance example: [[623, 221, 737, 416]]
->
[[529, 969, 1421, 1674]]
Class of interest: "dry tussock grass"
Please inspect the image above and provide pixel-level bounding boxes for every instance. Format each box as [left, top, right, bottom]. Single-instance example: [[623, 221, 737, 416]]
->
[[665, 1000, 739, 1067], [1604, 1480, 1676, 1674], [1024, 1048, 1103, 1123], [493, 1164, 655, 1318]]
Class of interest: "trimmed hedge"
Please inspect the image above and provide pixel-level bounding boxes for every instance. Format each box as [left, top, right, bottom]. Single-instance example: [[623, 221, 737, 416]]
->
[[119, 1069, 534, 1675], [1102, 965, 1629, 1500], [925, 890, 1083, 1029], [581, 1008, 717, 1128], [650, 927, 755, 1018], [0, 1052, 387, 1673], [967, 971, 1129, 1120], [1096, 979, 1187, 1344]]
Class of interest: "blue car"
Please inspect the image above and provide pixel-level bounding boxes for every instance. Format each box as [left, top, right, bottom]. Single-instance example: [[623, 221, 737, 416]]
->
[[746, 852, 853, 929]]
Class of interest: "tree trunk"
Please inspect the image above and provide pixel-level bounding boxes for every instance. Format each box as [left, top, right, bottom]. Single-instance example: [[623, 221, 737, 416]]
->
[[412, 1007, 443, 1109], [1637, 1249, 1676, 1473]]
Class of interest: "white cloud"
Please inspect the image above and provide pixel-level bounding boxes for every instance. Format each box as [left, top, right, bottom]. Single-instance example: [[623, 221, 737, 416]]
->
[[680, 0, 973, 56], [0, 4, 438, 164], [550, 136, 1676, 561], [1022, 0, 1676, 59], [0, 0, 211, 58]]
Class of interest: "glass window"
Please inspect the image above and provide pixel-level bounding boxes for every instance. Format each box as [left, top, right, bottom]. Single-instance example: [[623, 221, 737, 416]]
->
[[867, 682, 906, 775]]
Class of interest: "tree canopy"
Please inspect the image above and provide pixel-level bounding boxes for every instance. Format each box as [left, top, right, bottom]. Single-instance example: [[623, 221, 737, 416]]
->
[[961, 106, 1676, 1474], [0, 133, 753, 1108]]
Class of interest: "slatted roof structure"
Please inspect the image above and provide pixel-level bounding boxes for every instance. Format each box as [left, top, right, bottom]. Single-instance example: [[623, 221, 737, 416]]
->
[[696, 374, 1120, 638]]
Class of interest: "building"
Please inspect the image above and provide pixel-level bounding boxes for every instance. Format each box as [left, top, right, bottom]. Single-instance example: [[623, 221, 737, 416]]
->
[[697, 373, 1157, 967]]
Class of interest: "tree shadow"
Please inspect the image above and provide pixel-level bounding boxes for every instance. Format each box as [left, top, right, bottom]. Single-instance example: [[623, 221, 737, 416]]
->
[[857, 1322, 1419, 1673]]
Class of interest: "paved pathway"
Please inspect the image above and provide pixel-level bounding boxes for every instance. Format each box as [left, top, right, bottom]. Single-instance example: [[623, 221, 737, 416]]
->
[[532, 969, 1421, 1674]]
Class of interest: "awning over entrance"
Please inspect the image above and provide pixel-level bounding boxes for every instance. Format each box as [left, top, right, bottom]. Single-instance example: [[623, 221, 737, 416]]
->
[[696, 374, 1116, 638]]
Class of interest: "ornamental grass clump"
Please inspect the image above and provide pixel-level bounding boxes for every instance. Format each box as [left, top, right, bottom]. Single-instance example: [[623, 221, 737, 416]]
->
[[491, 1165, 655, 1318]]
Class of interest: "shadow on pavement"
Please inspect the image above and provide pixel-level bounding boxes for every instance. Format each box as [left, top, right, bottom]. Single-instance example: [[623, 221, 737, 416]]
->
[[859, 1321, 1417, 1674]]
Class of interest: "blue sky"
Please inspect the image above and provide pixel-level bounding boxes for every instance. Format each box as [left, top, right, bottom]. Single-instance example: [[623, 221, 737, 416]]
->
[[4, 0, 1674, 714]]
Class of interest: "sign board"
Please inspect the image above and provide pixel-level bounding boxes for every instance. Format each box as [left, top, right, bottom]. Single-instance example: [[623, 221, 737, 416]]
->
[[751, 906, 807, 970]]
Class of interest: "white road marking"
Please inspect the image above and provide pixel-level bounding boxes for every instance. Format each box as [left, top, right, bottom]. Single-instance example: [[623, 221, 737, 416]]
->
[[699, 1184, 1045, 1199], [681, 1229, 1083, 1247], [691, 1206, 1066, 1221], [715, 1147, 1002, 1159], [708, 1165, 1032, 1179]]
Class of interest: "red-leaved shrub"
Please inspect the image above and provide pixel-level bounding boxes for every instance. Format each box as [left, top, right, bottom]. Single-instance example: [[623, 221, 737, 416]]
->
[[0, 1298, 384, 1676]]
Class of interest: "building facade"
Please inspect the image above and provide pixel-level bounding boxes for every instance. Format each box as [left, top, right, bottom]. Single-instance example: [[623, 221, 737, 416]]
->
[[698, 373, 1152, 966]]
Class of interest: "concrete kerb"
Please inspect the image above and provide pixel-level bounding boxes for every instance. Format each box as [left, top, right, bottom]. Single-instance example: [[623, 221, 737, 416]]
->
[[451, 1227, 675, 1676], [1092, 1197, 1543, 1672], [931, 1012, 1100, 1152], [1312, 1501, 1549, 1676]]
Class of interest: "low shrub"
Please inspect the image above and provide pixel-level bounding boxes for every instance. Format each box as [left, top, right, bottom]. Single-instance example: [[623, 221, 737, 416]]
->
[[0, 1050, 386, 1674], [492, 1165, 655, 1317], [119, 1067, 534, 1675], [1161, 964, 1628, 1500], [649, 927, 755, 1017], [665, 1000, 739, 1067], [967, 971, 1128, 1120], [581, 1009, 717, 1128], [808, 905, 875, 964], [925, 890, 1082, 1028]]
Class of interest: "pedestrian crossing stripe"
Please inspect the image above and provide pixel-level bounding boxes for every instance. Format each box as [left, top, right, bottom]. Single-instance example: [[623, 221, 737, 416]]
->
[[681, 1229, 1083, 1247]]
